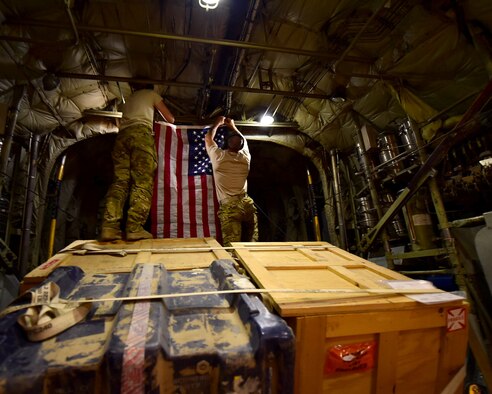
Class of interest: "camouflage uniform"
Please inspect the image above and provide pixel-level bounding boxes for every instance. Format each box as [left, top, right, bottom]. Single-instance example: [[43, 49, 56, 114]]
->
[[102, 124, 157, 232], [218, 194, 258, 247]]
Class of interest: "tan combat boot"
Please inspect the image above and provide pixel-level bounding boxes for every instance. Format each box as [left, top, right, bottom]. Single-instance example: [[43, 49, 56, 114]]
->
[[99, 227, 122, 242], [126, 228, 153, 241]]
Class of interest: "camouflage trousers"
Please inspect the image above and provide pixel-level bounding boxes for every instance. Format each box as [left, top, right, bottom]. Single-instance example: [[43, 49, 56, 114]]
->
[[218, 195, 258, 247], [102, 125, 157, 232]]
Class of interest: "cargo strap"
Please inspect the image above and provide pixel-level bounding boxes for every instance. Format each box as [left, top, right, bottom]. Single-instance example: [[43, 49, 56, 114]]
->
[[15, 282, 91, 342], [1, 284, 444, 320], [58, 241, 342, 256], [1, 279, 455, 343]]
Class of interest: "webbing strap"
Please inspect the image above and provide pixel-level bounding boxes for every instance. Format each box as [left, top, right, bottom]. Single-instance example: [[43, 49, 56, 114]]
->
[[16, 283, 91, 342]]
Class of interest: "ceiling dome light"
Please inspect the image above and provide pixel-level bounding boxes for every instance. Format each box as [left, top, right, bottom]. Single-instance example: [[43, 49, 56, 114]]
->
[[199, 0, 220, 10], [260, 114, 274, 125]]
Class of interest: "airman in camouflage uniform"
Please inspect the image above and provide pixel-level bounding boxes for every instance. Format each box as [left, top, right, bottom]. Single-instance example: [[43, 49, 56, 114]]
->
[[205, 116, 258, 247], [218, 194, 258, 247], [102, 125, 156, 234], [99, 86, 174, 242]]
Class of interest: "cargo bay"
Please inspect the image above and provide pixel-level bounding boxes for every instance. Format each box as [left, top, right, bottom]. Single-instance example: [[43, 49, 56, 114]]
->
[[0, 1, 491, 393]]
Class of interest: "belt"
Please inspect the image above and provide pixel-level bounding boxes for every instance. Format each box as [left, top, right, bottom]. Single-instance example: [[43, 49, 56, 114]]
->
[[220, 192, 247, 205]]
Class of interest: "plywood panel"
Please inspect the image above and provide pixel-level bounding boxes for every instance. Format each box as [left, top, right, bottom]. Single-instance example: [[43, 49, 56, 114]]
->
[[232, 242, 469, 394], [232, 242, 423, 316], [21, 238, 230, 293], [292, 316, 326, 394]]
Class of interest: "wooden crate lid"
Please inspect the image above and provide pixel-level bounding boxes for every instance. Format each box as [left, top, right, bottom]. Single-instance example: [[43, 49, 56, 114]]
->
[[22, 238, 230, 293], [231, 242, 462, 317]]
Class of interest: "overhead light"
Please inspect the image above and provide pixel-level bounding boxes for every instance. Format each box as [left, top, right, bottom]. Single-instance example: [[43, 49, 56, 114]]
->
[[479, 157, 492, 167], [260, 114, 274, 125], [259, 95, 283, 126], [198, 0, 220, 10], [479, 151, 492, 167]]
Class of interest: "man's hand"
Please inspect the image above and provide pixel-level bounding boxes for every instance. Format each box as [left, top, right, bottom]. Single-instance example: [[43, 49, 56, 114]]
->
[[213, 116, 226, 129], [224, 117, 235, 129]]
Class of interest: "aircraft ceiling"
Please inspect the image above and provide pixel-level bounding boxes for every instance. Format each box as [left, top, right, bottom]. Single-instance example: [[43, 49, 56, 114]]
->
[[0, 0, 491, 153]]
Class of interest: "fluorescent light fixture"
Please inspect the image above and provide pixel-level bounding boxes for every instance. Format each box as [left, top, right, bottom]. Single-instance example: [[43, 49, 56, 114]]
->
[[199, 0, 219, 10], [260, 114, 274, 125]]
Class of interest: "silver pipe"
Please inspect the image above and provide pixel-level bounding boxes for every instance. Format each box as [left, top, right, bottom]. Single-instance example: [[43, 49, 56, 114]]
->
[[12, 20, 372, 64], [4, 145, 22, 245], [55, 71, 333, 100], [330, 149, 347, 249], [198, 47, 217, 118], [226, 0, 261, 113], [355, 130, 394, 267], [19, 133, 41, 277]]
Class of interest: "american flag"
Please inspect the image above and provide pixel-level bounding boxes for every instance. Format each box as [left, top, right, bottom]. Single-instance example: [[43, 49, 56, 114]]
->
[[151, 122, 225, 240]]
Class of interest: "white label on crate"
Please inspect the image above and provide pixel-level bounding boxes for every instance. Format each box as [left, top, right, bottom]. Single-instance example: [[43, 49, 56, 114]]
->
[[446, 307, 467, 332], [380, 280, 466, 305], [381, 280, 435, 289], [406, 292, 465, 305]]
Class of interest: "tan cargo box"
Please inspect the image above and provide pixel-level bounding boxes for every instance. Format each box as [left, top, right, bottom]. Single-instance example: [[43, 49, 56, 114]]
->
[[232, 241, 468, 394]]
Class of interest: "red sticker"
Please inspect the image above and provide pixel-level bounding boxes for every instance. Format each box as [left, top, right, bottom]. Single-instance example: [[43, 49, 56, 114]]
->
[[324, 341, 376, 375], [38, 258, 60, 270], [447, 307, 467, 332]]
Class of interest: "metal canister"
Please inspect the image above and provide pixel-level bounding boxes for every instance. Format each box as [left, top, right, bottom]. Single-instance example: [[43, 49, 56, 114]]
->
[[378, 133, 403, 176], [398, 120, 419, 163], [356, 196, 377, 230], [380, 192, 406, 238]]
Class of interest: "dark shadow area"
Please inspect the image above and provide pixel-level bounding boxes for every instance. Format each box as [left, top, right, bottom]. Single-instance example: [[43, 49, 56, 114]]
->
[[42, 136, 320, 258]]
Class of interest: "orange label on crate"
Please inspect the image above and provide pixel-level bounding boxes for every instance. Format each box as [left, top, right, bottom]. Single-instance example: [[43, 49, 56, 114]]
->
[[324, 341, 376, 375], [447, 307, 467, 332]]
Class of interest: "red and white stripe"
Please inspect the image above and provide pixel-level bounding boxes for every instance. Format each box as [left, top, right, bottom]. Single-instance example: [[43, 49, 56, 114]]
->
[[121, 265, 153, 394], [151, 122, 221, 240]]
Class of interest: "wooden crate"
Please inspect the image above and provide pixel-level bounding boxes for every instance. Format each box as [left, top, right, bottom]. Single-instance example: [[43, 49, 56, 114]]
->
[[21, 237, 231, 293], [231, 241, 469, 394]]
